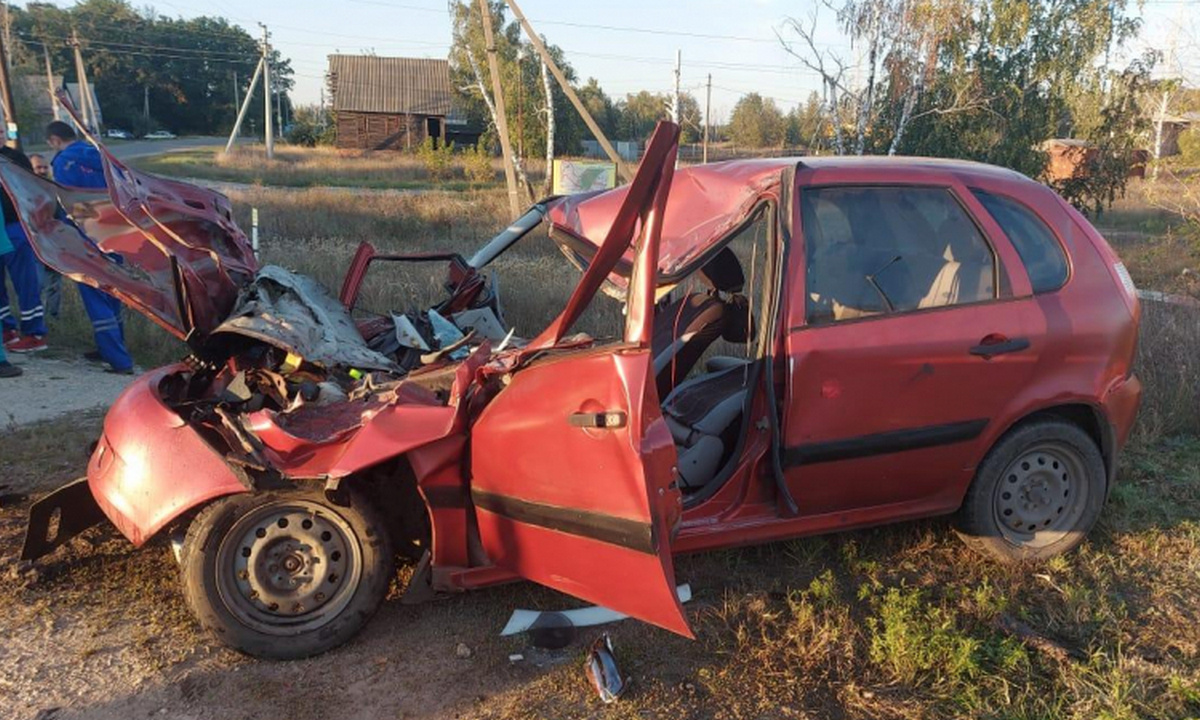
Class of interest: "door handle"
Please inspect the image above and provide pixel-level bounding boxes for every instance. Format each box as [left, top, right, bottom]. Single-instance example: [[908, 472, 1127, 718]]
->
[[568, 411, 628, 429], [969, 334, 1030, 359]]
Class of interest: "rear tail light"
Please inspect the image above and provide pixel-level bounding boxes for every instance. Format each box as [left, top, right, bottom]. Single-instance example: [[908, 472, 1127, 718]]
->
[[1113, 261, 1136, 297]]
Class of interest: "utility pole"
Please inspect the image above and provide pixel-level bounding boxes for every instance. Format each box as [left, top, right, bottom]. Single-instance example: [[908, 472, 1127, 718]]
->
[[43, 45, 62, 121], [0, 28, 18, 149], [232, 71, 240, 139], [225, 56, 264, 154], [671, 49, 681, 124], [516, 46, 524, 159], [70, 29, 97, 133], [143, 84, 149, 122], [503, 0, 632, 182], [259, 22, 274, 159], [703, 73, 711, 164], [479, 0, 521, 218]]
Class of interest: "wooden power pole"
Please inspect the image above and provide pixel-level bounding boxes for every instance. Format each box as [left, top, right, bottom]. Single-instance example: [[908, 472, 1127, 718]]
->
[[703, 73, 711, 164], [0, 27, 19, 148], [43, 45, 62, 121], [225, 57, 264, 154], [479, 0, 521, 218], [70, 30, 98, 133], [503, 0, 632, 182], [260, 23, 274, 160]]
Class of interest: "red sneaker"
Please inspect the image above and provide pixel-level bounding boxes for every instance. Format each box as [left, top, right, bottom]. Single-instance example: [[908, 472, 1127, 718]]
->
[[8, 335, 47, 353], [2, 329, 17, 347]]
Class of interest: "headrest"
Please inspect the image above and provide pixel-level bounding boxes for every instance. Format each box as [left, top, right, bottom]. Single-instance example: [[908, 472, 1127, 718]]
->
[[699, 247, 744, 293]]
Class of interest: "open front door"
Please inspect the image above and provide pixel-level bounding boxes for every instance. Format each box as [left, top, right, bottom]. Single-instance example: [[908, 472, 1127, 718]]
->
[[469, 122, 691, 636]]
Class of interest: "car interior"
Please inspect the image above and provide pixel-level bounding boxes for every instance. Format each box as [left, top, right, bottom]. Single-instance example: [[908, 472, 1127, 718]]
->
[[648, 206, 774, 501], [342, 201, 777, 503]]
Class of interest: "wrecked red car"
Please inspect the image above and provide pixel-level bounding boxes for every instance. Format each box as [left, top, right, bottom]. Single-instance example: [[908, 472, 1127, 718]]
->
[[7, 121, 1140, 659]]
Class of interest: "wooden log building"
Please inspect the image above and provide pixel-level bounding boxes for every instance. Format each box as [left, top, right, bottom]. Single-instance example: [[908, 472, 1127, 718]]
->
[[328, 55, 452, 151]]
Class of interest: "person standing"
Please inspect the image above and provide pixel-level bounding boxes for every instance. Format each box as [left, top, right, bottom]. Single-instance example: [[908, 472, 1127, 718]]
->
[[0, 146, 48, 353], [27, 153, 62, 319], [0, 206, 22, 377], [45, 121, 134, 374]]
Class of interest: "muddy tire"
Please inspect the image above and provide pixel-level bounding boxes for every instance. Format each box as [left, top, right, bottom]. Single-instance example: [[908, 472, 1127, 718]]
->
[[954, 420, 1106, 563], [180, 487, 393, 660]]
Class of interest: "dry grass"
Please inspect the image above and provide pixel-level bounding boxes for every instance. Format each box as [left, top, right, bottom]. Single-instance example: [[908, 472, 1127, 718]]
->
[[132, 145, 548, 193], [1095, 176, 1200, 299], [3, 412, 1199, 719]]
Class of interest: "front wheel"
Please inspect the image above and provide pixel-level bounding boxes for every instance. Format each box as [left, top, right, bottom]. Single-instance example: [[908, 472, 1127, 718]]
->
[[954, 420, 1106, 563], [180, 487, 394, 659]]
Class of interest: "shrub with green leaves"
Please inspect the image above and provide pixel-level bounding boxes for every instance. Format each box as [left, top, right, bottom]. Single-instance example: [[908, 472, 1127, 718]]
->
[[416, 136, 454, 182], [461, 142, 494, 186]]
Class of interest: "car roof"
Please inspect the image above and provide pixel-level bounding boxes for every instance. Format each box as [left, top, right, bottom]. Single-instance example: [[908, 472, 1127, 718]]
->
[[546, 155, 1037, 284]]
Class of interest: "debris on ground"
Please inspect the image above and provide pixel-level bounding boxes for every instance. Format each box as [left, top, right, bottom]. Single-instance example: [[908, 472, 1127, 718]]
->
[[500, 584, 692, 640], [584, 633, 627, 704]]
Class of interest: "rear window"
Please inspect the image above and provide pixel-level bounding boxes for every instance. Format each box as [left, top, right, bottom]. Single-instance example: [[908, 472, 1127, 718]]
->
[[972, 190, 1068, 293]]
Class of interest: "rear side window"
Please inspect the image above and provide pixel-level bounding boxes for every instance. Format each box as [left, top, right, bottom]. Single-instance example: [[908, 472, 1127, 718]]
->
[[801, 186, 997, 324], [972, 190, 1068, 293]]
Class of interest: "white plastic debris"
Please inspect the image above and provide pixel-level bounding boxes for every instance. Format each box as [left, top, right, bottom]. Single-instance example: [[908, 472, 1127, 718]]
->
[[499, 584, 692, 636]]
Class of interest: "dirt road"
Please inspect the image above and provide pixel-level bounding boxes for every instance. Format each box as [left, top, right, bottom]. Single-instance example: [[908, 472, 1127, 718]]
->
[[0, 355, 133, 429]]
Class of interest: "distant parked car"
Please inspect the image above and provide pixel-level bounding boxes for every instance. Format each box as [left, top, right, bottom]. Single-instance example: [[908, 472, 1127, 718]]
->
[[104, 128, 133, 140], [144, 130, 176, 140]]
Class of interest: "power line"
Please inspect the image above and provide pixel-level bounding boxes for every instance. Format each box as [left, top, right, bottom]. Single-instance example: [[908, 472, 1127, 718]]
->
[[21, 37, 258, 67]]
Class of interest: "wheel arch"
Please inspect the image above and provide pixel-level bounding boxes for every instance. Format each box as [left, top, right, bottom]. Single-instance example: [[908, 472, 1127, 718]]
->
[[987, 402, 1116, 497]]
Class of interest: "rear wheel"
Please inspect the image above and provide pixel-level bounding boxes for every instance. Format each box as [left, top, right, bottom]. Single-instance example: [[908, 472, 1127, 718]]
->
[[180, 487, 393, 659], [955, 420, 1106, 563]]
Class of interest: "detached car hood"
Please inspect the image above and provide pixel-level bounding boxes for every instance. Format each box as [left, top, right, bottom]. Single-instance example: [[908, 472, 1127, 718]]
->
[[0, 145, 256, 341], [546, 158, 792, 292]]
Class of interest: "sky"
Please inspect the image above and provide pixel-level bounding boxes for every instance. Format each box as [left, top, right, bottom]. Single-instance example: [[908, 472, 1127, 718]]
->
[[37, 0, 1200, 123]]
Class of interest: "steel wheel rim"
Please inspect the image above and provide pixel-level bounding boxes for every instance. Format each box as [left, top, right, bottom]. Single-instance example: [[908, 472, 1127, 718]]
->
[[215, 500, 363, 635], [993, 442, 1089, 548]]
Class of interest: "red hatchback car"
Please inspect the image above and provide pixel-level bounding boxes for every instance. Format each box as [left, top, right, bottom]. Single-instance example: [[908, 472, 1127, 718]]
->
[[8, 121, 1140, 659]]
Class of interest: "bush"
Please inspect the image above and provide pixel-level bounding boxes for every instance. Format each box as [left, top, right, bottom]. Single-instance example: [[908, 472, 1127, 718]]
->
[[285, 108, 332, 148], [1177, 129, 1200, 166], [416, 136, 454, 182], [461, 142, 494, 186]]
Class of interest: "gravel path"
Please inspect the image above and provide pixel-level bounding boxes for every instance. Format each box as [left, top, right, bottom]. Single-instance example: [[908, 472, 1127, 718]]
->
[[0, 355, 133, 429]]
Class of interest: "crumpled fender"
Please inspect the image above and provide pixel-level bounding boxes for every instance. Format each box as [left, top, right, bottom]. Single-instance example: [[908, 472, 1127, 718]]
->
[[89, 365, 249, 547]]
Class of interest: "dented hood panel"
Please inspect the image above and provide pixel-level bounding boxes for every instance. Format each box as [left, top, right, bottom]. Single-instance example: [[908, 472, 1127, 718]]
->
[[214, 265, 399, 372], [546, 158, 792, 288]]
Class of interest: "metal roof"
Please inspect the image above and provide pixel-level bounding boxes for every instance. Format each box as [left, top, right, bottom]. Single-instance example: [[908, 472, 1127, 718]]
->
[[327, 55, 452, 116]]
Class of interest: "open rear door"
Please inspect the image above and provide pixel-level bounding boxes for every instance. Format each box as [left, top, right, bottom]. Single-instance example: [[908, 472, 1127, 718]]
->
[[469, 122, 691, 636]]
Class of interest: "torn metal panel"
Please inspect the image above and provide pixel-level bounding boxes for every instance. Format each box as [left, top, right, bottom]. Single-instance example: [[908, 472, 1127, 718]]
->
[[0, 150, 256, 340], [213, 265, 399, 373]]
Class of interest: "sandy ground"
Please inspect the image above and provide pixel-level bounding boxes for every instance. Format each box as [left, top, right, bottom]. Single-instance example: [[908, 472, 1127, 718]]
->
[[0, 355, 133, 429]]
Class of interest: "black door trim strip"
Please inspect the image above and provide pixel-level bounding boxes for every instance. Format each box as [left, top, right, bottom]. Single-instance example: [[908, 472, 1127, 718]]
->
[[472, 489, 657, 555], [785, 418, 989, 467]]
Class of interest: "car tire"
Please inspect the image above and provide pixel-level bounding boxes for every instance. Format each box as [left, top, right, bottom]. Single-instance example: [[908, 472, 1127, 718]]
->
[[179, 486, 393, 660], [954, 419, 1106, 563]]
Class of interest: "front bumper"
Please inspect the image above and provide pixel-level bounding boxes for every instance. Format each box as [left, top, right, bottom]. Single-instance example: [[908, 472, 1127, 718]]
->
[[86, 365, 249, 547]]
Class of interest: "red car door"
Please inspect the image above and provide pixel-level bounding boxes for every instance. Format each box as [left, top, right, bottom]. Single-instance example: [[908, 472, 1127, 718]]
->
[[469, 122, 692, 637], [782, 175, 1043, 517]]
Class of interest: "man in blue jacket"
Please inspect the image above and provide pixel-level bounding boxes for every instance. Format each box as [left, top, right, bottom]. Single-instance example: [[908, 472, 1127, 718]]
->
[[46, 121, 134, 374]]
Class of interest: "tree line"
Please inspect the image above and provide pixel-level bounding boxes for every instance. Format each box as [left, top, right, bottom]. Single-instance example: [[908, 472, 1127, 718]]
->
[[6, 0, 294, 140]]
